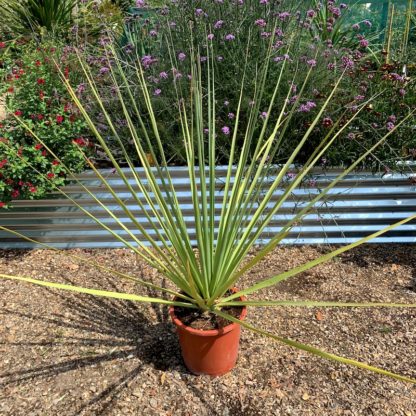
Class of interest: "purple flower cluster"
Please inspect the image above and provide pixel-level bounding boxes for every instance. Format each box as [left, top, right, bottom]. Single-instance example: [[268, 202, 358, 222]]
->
[[255, 19, 267, 27], [306, 59, 317, 67], [278, 12, 290, 21], [298, 101, 317, 113], [341, 55, 354, 69], [221, 126, 231, 135], [141, 55, 157, 69], [214, 20, 224, 29], [306, 9, 315, 18]]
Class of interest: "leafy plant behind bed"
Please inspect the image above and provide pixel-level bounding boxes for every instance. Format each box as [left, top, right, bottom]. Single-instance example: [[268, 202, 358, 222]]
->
[[1, 10, 416, 383], [0, 0, 78, 39], [0, 41, 92, 207], [109, 0, 414, 171]]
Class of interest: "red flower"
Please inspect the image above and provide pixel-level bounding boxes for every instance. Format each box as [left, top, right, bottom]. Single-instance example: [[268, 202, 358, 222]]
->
[[34, 143, 43, 150], [0, 159, 8, 168], [11, 189, 20, 198], [14, 110, 22, 117], [35, 60, 41, 67], [7, 87, 14, 93], [41, 150, 47, 156], [29, 186, 37, 193], [52, 160, 60, 166], [0, 202, 5, 208], [39, 90, 44, 100], [37, 78, 45, 85], [0, 42, 6, 49], [73, 137, 86, 146], [47, 172, 55, 179], [56, 115, 64, 124], [37, 114, 44, 120]]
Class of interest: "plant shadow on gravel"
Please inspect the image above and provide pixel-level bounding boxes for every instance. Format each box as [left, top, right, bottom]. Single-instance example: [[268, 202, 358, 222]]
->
[[0, 271, 188, 415], [338, 244, 416, 290]]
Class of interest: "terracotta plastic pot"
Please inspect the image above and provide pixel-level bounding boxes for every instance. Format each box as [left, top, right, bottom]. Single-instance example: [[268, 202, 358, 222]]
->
[[169, 292, 247, 376]]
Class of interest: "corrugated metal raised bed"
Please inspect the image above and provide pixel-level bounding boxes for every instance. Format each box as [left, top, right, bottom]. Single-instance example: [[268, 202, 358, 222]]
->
[[0, 167, 415, 249]]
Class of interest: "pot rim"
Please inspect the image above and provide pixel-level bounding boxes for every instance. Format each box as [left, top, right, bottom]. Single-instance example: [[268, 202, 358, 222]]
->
[[169, 289, 247, 337]]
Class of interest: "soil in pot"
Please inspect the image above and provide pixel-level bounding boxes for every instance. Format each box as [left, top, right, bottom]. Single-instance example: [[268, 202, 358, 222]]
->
[[173, 304, 244, 330]]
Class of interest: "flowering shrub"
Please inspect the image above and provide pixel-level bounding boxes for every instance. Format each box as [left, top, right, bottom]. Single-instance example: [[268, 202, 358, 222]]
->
[[322, 61, 415, 170], [0, 42, 92, 207], [106, 0, 414, 171]]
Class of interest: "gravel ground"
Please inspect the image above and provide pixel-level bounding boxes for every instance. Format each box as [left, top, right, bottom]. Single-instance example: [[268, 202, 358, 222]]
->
[[1, 245, 416, 416]]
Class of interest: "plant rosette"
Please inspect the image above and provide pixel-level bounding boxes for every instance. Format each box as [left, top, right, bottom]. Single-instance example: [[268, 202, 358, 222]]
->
[[169, 289, 247, 376]]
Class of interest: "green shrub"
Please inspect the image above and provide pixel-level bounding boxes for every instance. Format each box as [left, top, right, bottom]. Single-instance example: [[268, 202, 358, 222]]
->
[[77, 0, 125, 40], [0, 0, 77, 39], [0, 42, 92, 207], [105, 0, 414, 171]]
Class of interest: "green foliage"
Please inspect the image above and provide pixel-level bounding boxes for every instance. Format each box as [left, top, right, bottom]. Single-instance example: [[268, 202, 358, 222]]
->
[[110, 0, 415, 171], [110, 0, 135, 13], [306, 0, 380, 48], [79, 0, 125, 39], [0, 0, 77, 39], [383, 0, 416, 64], [0, 42, 92, 206]]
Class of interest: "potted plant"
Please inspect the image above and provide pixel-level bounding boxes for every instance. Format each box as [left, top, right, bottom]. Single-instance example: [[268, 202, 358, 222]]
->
[[1, 6, 416, 382]]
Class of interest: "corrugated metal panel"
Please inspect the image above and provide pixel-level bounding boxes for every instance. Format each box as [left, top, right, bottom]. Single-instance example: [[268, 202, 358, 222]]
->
[[0, 167, 415, 248]]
